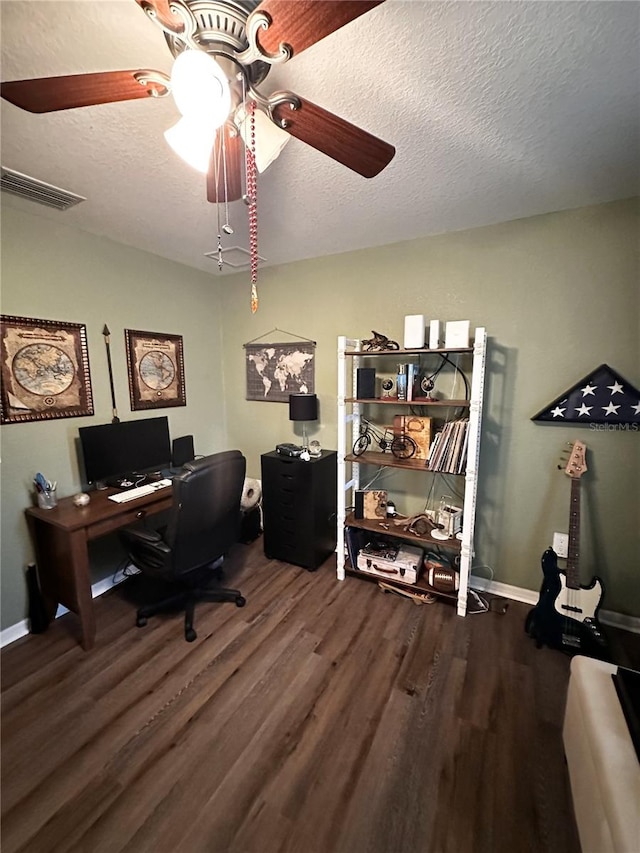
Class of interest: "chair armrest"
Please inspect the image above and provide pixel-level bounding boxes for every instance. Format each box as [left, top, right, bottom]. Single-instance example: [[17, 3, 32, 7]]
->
[[121, 526, 163, 545], [120, 525, 172, 574]]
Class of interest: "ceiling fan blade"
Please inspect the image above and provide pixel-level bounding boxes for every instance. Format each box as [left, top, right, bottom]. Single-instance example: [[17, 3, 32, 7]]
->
[[207, 125, 243, 203], [271, 95, 394, 178], [1, 71, 170, 114], [135, 0, 184, 33], [252, 0, 385, 58]]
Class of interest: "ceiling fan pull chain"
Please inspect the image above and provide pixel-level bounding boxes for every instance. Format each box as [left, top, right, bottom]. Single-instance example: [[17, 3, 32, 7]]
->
[[240, 75, 251, 206], [247, 100, 259, 313], [216, 221, 223, 272], [213, 130, 223, 271], [222, 126, 233, 235]]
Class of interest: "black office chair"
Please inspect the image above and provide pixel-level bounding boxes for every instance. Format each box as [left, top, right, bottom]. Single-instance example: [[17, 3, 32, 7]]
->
[[120, 450, 247, 642]]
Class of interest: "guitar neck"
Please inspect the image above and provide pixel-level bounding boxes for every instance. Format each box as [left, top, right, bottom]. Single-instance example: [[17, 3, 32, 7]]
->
[[566, 478, 581, 589]]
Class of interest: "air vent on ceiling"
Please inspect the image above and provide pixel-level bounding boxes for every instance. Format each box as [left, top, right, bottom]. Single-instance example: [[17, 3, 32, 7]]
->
[[205, 246, 266, 268], [1, 167, 86, 211]]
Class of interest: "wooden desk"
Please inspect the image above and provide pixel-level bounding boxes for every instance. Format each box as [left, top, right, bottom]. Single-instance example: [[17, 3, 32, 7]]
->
[[25, 486, 173, 651]]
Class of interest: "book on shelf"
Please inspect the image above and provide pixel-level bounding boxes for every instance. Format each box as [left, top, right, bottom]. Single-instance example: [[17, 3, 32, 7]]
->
[[458, 419, 470, 473], [427, 419, 469, 473], [406, 363, 418, 402]]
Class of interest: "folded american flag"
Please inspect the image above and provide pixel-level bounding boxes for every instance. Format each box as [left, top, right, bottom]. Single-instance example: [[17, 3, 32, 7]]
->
[[532, 364, 640, 425]]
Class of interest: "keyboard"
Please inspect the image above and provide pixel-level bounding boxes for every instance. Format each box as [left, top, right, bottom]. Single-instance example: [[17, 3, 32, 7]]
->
[[108, 479, 172, 503]]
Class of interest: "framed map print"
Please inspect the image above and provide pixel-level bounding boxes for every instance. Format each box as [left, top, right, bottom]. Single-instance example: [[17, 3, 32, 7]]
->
[[0, 315, 94, 425], [245, 340, 315, 402], [125, 329, 186, 411]]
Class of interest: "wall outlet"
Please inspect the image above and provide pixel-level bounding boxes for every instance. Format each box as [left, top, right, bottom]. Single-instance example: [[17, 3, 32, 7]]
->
[[553, 532, 569, 558]]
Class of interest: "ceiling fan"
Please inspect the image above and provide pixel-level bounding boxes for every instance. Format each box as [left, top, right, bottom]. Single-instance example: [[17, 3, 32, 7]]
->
[[1, 0, 396, 206]]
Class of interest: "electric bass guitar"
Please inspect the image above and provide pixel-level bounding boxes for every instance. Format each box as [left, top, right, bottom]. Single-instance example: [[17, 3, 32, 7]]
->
[[526, 441, 609, 659]]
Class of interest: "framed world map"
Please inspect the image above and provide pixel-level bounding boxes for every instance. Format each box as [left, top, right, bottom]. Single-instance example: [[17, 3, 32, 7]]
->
[[125, 329, 186, 411], [0, 314, 94, 425], [245, 341, 315, 402]]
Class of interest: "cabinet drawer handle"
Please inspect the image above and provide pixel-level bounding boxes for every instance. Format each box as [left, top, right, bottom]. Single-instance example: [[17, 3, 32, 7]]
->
[[136, 510, 147, 520]]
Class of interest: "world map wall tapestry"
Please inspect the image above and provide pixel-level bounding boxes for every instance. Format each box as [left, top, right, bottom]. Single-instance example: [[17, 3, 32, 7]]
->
[[532, 363, 640, 426], [125, 329, 186, 411], [245, 340, 315, 402], [0, 314, 94, 425]]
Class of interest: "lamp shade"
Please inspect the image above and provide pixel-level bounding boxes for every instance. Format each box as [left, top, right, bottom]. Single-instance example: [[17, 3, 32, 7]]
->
[[289, 393, 318, 422], [236, 103, 290, 173], [164, 116, 217, 173]]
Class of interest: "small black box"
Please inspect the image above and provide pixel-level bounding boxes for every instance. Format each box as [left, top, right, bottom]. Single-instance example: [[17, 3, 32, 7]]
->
[[356, 367, 376, 399], [172, 435, 195, 468], [240, 507, 262, 543]]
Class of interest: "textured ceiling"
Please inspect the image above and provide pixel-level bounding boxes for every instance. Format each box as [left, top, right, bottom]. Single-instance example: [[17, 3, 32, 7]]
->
[[1, 0, 638, 277]]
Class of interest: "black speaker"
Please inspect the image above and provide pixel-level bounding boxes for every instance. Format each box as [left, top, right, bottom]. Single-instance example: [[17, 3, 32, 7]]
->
[[345, 526, 368, 569], [354, 490, 365, 519], [172, 435, 195, 468], [240, 507, 262, 543], [356, 367, 376, 399], [26, 563, 49, 634]]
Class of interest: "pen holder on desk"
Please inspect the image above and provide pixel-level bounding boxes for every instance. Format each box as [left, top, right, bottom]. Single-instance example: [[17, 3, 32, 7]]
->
[[37, 488, 57, 510]]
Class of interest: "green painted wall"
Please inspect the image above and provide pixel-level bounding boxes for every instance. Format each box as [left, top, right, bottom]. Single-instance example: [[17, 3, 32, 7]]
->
[[2, 197, 638, 633], [1, 204, 227, 629], [220, 198, 639, 617]]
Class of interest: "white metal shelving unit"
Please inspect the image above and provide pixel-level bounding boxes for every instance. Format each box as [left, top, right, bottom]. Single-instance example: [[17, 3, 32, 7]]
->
[[336, 328, 487, 616]]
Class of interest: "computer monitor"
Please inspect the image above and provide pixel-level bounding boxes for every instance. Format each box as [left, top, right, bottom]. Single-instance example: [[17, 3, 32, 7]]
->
[[78, 417, 171, 486]]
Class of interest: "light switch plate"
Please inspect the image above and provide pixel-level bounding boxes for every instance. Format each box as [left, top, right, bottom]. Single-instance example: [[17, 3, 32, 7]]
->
[[553, 532, 569, 558]]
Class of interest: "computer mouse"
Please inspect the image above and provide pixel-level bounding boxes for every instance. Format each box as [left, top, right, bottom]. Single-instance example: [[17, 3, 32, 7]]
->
[[121, 479, 133, 488]]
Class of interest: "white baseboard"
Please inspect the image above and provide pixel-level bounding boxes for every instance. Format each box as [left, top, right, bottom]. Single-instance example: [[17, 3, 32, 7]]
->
[[470, 576, 539, 606], [470, 576, 640, 635], [0, 568, 136, 649], [0, 619, 30, 649], [597, 608, 640, 635]]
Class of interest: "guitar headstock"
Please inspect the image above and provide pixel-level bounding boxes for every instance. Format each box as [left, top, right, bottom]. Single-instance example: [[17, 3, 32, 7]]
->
[[561, 440, 587, 479]]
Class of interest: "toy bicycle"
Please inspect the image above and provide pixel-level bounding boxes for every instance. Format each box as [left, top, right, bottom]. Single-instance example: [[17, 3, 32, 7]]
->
[[352, 419, 417, 459]]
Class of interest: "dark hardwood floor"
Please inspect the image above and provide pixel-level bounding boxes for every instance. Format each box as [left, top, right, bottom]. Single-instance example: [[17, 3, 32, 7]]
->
[[2, 539, 638, 853]]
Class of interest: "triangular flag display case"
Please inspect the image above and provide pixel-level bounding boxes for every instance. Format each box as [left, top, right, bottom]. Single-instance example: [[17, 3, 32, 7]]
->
[[532, 364, 640, 425]]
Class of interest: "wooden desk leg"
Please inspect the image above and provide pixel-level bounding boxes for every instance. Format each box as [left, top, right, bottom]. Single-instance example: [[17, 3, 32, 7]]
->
[[26, 517, 96, 651], [68, 530, 96, 651]]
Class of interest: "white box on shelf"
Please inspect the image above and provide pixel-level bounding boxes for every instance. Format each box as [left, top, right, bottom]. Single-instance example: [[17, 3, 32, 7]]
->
[[438, 504, 463, 536], [428, 320, 441, 349], [403, 315, 425, 349], [445, 320, 470, 348]]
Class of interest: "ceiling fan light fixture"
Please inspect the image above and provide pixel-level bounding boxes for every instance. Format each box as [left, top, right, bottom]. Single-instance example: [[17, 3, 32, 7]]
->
[[164, 116, 217, 173], [171, 49, 231, 128], [236, 104, 290, 173]]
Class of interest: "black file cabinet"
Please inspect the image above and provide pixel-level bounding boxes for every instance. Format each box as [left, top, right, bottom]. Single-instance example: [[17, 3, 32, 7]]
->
[[261, 450, 337, 570]]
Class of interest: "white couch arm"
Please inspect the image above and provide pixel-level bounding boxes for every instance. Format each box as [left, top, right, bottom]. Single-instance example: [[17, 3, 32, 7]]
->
[[563, 655, 640, 853]]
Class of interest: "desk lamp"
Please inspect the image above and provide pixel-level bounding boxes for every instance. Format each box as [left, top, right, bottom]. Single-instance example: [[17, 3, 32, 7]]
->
[[289, 393, 318, 451]]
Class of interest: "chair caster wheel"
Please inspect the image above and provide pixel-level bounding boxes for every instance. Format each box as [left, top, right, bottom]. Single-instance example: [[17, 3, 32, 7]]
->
[[235, 596, 246, 608], [185, 628, 197, 642], [136, 616, 147, 628]]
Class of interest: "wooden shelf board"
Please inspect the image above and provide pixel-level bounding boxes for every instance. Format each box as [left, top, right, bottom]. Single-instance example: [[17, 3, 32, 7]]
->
[[344, 452, 464, 476], [345, 451, 427, 471], [345, 398, 470, 407], [345, 565, 459, 602], [345, 513, 462, 553], [345, 347, 473, 356]]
